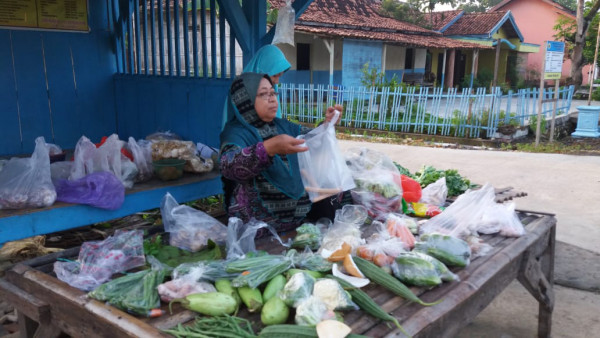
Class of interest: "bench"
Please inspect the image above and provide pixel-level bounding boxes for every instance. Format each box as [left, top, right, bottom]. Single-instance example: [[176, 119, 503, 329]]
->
[[0, 172, 222, 245], [401, 72, 434, 88]]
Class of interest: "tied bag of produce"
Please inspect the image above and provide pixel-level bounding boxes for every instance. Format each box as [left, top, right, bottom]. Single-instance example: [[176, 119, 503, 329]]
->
[[297, 110, 355, 202], [0, 137, 56, 209], [160, 192, 228, 252]]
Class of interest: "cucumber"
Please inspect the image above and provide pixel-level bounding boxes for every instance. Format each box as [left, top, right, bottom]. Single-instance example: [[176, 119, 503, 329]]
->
[[263, 274, 286, 302]]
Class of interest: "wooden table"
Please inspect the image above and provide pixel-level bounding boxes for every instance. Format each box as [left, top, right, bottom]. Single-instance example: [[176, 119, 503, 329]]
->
[[0, 211, 555, 338]]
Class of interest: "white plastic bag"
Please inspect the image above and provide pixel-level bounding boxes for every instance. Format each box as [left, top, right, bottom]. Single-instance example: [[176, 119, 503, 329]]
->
[[160, 192, 228, 252], [272, 0, 295, 46], [128, 137, 153, 182], [0, 137, 57, 209], [419, 184, 497, 238], [297, 111, 355, 202], [225, 217, 289, 260], [53, 229, 146, 291], [70, 134, 137, 188], [419, 177, 448, 206], [478, 202, 525, 237]]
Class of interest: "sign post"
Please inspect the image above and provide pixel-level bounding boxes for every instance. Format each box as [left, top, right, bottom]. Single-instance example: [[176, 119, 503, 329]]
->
[[536, 41, 565, 146]]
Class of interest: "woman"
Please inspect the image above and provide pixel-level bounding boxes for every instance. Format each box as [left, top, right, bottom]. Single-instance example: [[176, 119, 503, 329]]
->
[[221, 45, 290, 129], [220, 72, 342, 233]]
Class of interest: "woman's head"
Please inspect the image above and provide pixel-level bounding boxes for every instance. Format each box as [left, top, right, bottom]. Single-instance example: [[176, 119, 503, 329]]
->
[[228, 72, 279, 126], [254, 77, 279, 122], [243, 45, 290, 85]]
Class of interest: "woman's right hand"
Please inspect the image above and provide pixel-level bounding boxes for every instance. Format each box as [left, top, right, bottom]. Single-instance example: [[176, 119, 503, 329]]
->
[[263, 135, 308, 156]]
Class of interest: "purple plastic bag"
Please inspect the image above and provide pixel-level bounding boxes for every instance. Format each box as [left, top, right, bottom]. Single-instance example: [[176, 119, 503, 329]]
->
[[55, 171, 125, 210]]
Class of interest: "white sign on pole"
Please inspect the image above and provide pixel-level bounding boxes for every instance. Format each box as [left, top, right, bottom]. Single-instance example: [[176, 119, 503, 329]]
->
[[544, 41, 565, 80]]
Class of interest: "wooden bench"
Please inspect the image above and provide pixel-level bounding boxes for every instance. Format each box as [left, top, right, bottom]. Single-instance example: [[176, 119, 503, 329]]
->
[[0, 171, 222, 245]]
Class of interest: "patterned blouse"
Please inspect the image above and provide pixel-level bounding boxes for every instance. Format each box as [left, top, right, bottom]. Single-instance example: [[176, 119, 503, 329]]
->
[[220, 125, 313, 233]]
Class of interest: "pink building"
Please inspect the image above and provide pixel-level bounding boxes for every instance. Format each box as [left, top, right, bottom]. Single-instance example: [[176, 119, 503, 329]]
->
[[490, 0, 592, 84]]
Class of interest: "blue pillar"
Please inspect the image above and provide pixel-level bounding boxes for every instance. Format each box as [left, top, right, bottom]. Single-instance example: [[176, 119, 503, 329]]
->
[[572, 106, 600, 137]]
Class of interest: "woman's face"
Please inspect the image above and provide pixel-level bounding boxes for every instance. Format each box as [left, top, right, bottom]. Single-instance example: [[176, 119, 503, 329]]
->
[[255, 78, 279, 122], [270, 72, 284, 85]]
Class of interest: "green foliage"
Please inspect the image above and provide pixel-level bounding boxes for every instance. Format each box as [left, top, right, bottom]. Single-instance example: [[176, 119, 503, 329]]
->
[[529, 114, 547, 134], [592, 86, 600, 101], [462, 69, 493, 89], [412, 165, 472, 196], [459, 0, 503, 12], [380, 0, 426, 26]]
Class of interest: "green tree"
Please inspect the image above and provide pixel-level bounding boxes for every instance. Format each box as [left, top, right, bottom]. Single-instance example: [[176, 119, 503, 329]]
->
[[380, 0, 425, 26]]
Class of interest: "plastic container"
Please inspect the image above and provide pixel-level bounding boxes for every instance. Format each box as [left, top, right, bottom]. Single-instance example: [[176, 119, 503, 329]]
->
[[153, 159, 185, 181]]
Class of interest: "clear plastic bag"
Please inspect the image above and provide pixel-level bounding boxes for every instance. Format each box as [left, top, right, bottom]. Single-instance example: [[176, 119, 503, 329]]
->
[[0, 137, 57, 209], [55, 171, 124, 210], [297, 111, 355, 202], [157, 264, 217, 302], [160, 192, 228, 252], [225, 217, 289, 260], [419, 177, 448, 206], [320, 205, 367, 254], [272, 0, 295, 46], [312, 279, 358, 311], [54, 229, 146, 291], [70, 134, 137, 189], [51, 161, 73, 183], [419, 183, 497, 238], [391, 251, 458, 287], [295, 296, 336, 326], [478, 202, 525, 237], [128, 137, 153, 182], [280, 272, 315, 308], [345, 148, 403, 219]]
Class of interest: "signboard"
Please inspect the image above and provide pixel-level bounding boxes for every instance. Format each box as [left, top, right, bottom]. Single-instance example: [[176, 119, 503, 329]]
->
[[0, 0, 88, 32], [544, 41, 565, 80]]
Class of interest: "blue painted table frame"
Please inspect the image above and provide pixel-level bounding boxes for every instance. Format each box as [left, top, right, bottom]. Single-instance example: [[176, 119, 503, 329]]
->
[[0, 172, 222, 245]]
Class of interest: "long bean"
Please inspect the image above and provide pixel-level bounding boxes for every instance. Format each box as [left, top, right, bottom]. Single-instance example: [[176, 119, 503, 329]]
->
[[163, 315, 257, 338]]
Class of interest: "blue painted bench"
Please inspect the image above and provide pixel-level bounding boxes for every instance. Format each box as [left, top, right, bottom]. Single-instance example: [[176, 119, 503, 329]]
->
[[0, 171, 222, 245]]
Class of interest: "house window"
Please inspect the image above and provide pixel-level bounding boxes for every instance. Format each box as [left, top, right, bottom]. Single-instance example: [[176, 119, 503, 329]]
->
[[404, 48, 414, 70], [297, 43, 310, 70]]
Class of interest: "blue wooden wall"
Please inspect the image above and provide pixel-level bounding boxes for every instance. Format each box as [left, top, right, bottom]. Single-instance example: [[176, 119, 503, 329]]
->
[[0, 1, 117, 156], [113, 75, 229, 150], [342, 40, 382, 88]]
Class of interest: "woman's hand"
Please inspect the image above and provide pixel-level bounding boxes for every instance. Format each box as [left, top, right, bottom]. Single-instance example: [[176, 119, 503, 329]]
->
[[325, 104, 343, 124], [263, 134, 308, 157]]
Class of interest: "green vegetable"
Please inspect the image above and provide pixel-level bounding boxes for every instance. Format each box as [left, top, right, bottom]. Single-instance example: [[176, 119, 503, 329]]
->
[[353, 256, 441, 306], [231, 258, 292, 289], [238, 286, 264, 313], [286, 268, 324, 279], [259, 324, 369, 337], [215, 279, 242, 309], [262, 274, 287, 302], [279, 272, 315, 308], [168, 292, 237, 316], [414, 233, 471, 267], [261, 296, 289, 325], [329, 275, 410, 337], [392, 252, 444, 286], [413, 165, 472, 196], [164, 314, 257, 338], [88, 268, 166, 316], [292, 223, 322, 250]]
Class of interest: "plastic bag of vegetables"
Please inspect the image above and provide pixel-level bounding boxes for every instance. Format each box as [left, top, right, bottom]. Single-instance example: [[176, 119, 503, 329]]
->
[[391, 251, 458, 287], [291, 223, 322, 250], [414, 233, 472, 267], [312, 279, 358, 311], [289, 248, 332, 272], [88, 256, 167, 316], [295, 296, 336, 326], [280, 272, 316, 308], [226, 217, 289, 260]]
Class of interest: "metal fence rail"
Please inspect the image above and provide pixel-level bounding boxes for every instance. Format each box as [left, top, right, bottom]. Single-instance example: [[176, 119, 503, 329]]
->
[[279, 84, 574, 138]]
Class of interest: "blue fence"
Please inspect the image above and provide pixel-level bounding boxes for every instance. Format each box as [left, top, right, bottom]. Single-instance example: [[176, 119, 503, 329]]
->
[[279, 84, 575, 138]]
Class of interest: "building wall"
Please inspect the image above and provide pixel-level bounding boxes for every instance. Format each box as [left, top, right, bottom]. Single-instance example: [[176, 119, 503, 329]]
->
[[342, 39, 383, 87], [494, 0, 590, 83]]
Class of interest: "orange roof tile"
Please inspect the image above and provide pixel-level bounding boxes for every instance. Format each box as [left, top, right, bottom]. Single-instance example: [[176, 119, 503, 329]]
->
[[443, 11, 508, 36], [423, 10, 463, 31]]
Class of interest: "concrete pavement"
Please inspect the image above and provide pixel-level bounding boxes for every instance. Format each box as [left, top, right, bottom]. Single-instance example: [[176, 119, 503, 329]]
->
[[338, 139, 600, 337]]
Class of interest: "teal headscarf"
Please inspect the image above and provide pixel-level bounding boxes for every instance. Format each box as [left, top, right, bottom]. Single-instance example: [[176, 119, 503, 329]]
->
[[220, 72, 305, 199], [221, 45, 291, 129]]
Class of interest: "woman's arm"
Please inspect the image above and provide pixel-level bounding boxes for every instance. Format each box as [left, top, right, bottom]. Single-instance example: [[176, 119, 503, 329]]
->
[[220, 143, 272, 182]]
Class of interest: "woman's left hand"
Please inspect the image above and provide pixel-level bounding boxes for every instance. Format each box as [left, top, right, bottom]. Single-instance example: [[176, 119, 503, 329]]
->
[[325, 104, 343, 124]]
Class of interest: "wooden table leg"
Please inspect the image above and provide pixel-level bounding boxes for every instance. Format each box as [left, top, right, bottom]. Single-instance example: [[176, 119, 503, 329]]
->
[[517, 224, 555, 338]]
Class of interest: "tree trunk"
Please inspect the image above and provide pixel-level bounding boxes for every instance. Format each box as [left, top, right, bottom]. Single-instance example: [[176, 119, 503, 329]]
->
[[571, 0, 600, 88], [570, 0, 587, 87]]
